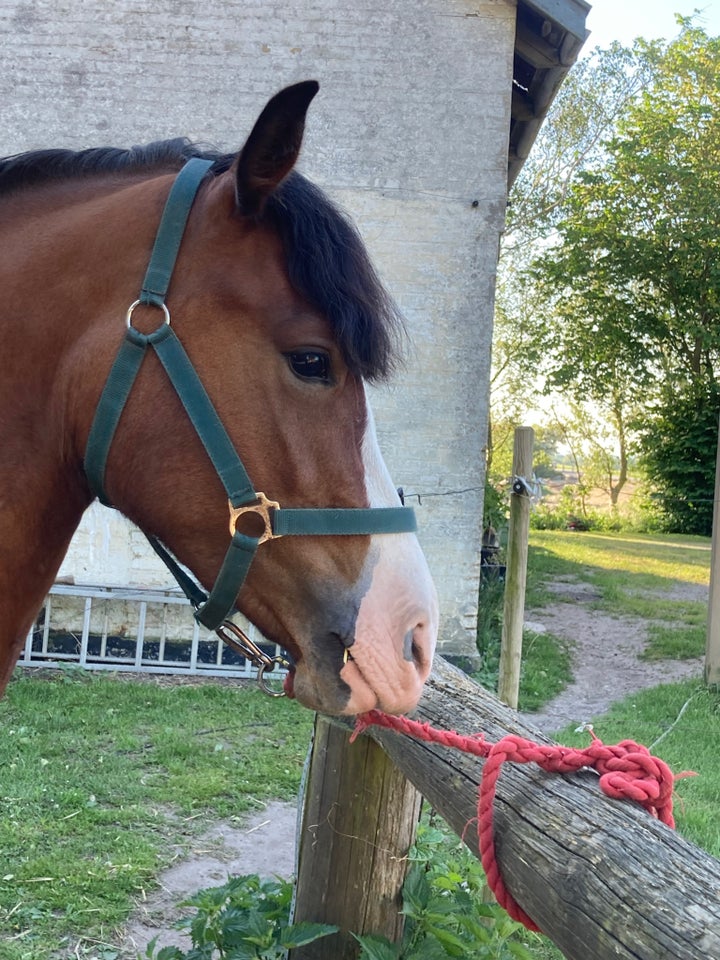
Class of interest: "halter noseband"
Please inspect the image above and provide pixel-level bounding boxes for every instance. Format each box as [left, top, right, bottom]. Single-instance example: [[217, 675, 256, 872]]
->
[[84, 158, 417, 644]]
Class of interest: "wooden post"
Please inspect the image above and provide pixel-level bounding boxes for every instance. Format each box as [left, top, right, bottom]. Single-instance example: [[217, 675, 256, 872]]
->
[[339, 657, 720, 960], [289, 715, 422, 959], [498, 426, 534, 708], [706, 415, 720, 685]]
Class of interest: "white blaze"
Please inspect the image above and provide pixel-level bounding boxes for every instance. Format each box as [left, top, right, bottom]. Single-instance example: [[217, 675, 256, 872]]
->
[[341, 390, 438, 715]]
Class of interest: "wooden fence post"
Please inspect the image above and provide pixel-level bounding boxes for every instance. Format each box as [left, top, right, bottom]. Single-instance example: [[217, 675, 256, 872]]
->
[[289, 714, 422, 959], [339, 657, 720, 960], [498, 426, 534, 708], [706, 414, 720, 685]]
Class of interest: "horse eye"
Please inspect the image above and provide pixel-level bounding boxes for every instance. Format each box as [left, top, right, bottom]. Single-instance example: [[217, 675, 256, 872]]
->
[[287, 351, 331, 383]]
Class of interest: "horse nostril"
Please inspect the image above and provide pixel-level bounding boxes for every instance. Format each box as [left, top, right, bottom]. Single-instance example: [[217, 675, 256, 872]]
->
[[403, 625, 430, 672]]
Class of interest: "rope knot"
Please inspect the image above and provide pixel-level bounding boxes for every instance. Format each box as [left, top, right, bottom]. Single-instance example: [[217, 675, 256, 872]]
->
[[588, 737, 677, 825]]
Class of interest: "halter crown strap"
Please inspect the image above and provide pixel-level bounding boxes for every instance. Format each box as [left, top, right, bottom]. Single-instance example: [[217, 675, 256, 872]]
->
[[140, 157, 214, 307], [84, 159, 417, 632]]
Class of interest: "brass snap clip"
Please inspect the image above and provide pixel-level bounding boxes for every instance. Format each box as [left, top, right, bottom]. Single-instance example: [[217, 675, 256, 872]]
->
[[215, 618, 291, 698], [228, 492, 281, 544]]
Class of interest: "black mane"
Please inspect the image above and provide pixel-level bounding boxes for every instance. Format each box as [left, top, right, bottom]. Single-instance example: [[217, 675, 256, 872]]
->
[[0, 138, 402, 381]]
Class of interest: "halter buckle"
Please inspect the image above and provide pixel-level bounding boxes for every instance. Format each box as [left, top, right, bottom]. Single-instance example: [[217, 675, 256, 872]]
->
[[228, 492, 281, 544]]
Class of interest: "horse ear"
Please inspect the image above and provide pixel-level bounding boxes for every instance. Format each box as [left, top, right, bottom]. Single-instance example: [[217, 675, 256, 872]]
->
[[234, 80, 320, 216]]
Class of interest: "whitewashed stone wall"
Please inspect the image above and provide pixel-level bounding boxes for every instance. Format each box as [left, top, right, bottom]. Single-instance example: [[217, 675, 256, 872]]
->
[[3, 0, 515, 655]]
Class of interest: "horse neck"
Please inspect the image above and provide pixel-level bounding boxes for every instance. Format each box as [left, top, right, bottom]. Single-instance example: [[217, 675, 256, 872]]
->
[[0, 175, 169, 688]]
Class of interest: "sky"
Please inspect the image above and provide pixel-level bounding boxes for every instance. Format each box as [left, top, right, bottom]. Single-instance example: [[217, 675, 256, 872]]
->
[[582, 0, 720, 52]]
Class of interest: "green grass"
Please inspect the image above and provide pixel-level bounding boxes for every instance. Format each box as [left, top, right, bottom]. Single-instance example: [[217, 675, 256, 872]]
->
[[518, 629, 572, 712], [529, 530, 711, 587], [0, 672, 313, 960], [476, 573, 573, 712], [3, 528, 717, 959], [527, 529, 710, 663]]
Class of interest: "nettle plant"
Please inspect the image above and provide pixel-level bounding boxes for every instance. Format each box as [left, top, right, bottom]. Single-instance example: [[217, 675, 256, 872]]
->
[[146, 822, 539, 960]]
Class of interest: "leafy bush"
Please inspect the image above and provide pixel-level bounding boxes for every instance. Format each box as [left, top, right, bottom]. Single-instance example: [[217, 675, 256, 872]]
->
[[354, 820, 537, 959], [145, 823, 543, 960], [639, 382, 720, 536], [484, 478, 509, 531]]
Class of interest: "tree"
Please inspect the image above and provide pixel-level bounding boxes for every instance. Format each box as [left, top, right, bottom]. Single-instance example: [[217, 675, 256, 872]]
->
[[504, 41, 656, 245], [640, 383, 720, 535], [524, 21, 720, 531], [491, 40, 657, 502]]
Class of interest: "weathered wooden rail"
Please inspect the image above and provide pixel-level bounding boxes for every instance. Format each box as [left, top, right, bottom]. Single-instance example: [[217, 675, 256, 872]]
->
[[292, 656, 720, 960]]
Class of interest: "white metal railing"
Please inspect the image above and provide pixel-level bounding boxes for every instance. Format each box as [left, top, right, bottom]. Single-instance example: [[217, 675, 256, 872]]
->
[[22, 583, 285, 680]]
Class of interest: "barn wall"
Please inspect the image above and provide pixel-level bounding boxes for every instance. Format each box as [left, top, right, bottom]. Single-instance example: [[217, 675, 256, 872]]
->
[[3, 0, 515, 656]]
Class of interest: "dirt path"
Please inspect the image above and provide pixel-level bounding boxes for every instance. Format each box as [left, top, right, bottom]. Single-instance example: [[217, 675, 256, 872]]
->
[[521, 577, 705, 733], [116, 575, 707, 956]]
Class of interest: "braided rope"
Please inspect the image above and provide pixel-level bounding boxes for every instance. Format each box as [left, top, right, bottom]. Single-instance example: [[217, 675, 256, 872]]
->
[[352, 710, 690, 932]]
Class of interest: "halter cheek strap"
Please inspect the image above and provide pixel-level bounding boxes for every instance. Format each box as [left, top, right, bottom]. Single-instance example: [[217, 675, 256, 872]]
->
[[84, 158, 416, 632]]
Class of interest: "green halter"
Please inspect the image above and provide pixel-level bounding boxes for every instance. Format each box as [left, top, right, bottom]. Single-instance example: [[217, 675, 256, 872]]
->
[[84, 159, 416, 631]]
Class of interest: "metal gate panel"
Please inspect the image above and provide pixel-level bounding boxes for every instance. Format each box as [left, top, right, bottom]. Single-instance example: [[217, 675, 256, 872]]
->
[[21, 583, 285, 680]]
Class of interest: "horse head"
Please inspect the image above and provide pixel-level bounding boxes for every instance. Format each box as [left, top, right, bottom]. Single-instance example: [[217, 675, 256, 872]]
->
[[79, 83, 438, 716]]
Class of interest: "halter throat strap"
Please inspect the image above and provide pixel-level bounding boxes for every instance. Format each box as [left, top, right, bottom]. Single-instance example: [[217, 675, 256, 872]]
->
[[83, 159, 416, 631]]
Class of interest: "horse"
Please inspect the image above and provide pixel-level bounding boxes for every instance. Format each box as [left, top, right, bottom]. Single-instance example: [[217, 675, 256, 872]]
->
[[0, 81, 438, 716]]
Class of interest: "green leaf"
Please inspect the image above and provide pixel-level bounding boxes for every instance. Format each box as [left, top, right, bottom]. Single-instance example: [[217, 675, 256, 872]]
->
[[505, 940, 536, 960], [401, 865, 431, 916], [279, 921, 339, 948], [423, 923, 468, 956], [351, 932, 400, 960], [152, 947, 186, 960]]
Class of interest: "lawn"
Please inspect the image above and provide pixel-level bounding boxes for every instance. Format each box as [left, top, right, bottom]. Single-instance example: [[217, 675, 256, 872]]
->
[[525, 529, 720, 859], [0, 674, 313, 959]]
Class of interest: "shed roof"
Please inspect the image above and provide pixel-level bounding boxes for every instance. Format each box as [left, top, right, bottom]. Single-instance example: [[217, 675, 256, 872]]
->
[[509, 0, 591, 186]]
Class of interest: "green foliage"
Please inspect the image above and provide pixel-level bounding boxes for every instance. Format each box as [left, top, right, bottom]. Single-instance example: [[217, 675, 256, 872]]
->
[[358, 822, 542, 960], [495, 22, 720, 532], [639, 383, 720, 535], [145, 875, 338, 959], [143, 823, 556, 960], [483, 478, 509, 532], [530, 496, 624, 534], [535, 23, 720, 395]]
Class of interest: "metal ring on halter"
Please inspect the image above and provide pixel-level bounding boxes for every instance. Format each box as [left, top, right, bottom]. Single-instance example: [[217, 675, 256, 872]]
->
[[257, 657, 291, 697], [126, 299, 171, 330]]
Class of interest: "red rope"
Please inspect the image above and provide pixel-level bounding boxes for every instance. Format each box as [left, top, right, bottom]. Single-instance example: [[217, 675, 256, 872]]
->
[[351, 710, 691, 933]]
